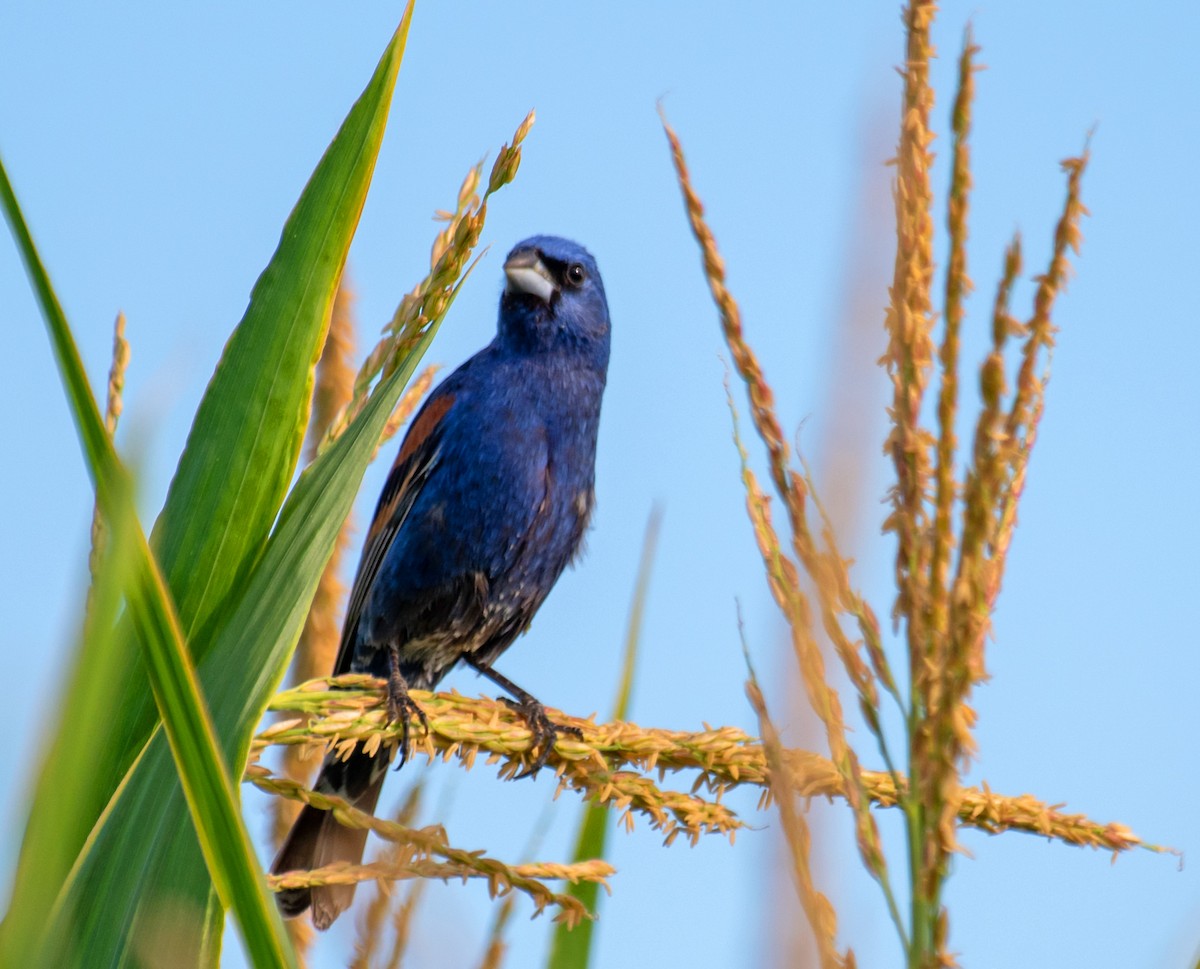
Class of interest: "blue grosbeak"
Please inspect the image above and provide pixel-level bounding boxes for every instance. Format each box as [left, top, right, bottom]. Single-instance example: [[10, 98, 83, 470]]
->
[[272, 236, 611, 928]]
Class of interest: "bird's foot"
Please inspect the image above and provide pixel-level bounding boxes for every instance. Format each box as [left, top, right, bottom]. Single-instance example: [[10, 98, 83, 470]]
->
[[386, 654, 428, 769], [502, 696, 581, 778]]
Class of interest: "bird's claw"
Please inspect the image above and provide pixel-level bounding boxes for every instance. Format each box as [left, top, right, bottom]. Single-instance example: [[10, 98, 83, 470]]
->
[[386, 665, 428, 770], [502, 697, 577, 778]]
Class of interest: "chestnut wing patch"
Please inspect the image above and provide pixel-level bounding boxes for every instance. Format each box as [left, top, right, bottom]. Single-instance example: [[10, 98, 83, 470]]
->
[[333, 392, 455, 675]]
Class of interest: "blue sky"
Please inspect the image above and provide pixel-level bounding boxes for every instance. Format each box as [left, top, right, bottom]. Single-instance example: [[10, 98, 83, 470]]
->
[[2, 3, 1198, 967]]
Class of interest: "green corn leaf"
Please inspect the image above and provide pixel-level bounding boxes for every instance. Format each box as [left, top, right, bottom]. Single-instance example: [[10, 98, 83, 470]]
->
[[0, 147, 297, 969], [547, 507, 662, 969], [76, 5, 416, 853], [1, 10, 413, 968], [0, 458, 138, 968], [56, 316, 440, 969]]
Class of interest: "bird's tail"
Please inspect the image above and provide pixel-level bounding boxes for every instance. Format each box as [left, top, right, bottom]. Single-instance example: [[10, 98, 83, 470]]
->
[[271, 744, 389, 929]]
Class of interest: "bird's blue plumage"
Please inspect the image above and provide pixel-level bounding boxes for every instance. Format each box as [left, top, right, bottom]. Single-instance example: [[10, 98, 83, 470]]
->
[[273, 236, 611, 928]]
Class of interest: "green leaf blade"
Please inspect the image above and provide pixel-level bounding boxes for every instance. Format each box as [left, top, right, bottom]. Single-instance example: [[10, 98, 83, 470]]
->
[[2, 11, 415, 968], [59, 301, 443, 969], [153, 11, 412, 645], [0, 161, 298, 969]]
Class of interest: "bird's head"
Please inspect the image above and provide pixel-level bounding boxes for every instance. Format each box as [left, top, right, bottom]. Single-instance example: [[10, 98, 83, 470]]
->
[[498, 235, 610, 367]]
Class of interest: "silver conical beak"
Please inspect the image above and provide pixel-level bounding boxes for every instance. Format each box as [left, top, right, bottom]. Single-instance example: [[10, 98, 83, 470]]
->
[[504, 249, 557, 303]]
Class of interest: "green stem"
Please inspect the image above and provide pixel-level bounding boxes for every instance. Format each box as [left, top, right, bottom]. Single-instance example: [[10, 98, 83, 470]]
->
[[905, 682, 935, 967]]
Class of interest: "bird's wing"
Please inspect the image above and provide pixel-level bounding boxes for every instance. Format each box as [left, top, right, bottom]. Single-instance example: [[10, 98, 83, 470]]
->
[[332, 390, 457, 676]]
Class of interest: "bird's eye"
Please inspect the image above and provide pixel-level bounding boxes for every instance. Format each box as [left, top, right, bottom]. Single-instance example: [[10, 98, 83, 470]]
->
[[565, 263, 586, 287]]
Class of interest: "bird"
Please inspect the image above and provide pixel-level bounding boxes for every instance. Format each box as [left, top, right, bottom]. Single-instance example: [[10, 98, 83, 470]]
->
[[271, 235, 611, 929]]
